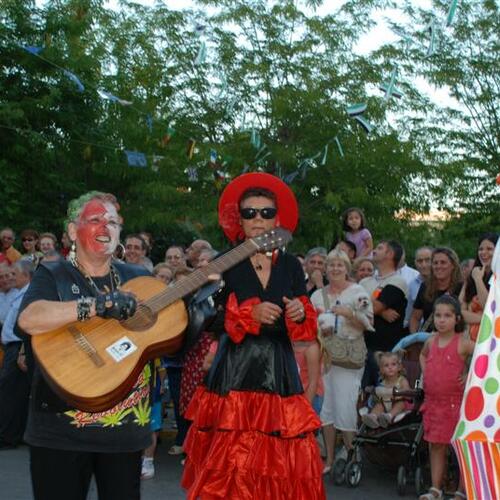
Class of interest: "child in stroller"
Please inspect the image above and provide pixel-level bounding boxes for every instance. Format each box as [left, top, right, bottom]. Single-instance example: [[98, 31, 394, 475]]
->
[[361, 351, 411, 429], [331, 335, 426, 496]]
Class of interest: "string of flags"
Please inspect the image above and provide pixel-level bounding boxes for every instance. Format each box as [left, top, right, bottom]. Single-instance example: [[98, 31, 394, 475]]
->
[[5, 0, 463, 184]]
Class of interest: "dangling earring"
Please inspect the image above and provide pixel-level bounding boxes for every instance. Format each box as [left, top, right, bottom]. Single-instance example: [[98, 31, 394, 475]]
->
[[69, 241, 76, 261]]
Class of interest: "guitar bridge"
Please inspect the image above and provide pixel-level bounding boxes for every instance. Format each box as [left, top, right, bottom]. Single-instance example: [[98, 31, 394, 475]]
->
[[68, 325, 105, 367]]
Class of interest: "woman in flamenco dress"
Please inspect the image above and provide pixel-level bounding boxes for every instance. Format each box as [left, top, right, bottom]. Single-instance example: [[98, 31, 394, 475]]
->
[[181, 172, 325, 499]]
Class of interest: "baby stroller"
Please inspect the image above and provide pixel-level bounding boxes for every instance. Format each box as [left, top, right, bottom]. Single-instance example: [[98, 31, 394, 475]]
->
[[331, 333, 428, 497]]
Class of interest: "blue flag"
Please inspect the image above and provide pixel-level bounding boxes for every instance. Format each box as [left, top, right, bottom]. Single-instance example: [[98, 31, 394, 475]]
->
[[125, 150, 147, 168]]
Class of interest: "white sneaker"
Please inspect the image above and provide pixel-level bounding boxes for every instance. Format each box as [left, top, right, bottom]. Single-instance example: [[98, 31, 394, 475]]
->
[[141, 458, 155, 479]]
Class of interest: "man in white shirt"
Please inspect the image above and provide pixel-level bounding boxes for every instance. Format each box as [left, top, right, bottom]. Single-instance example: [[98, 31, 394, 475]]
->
[[0, 264, 17, 326], [0, 260, 34, 448]]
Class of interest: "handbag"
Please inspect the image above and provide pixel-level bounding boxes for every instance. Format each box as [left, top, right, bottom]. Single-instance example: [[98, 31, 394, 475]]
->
[[320, 287, 367, 369]]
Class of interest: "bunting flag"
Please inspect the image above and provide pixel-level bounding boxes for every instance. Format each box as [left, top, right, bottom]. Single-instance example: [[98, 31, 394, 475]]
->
[[187, 138, 196, 159], [446, 0, 459, 27], [379, 83, 403, 99], [354, 115, 374, 134], [124, 150, 147, 167], [283, 170, 299, 185], [146, 114, 153, 133], [19, 44, 44, 55], [187, 166, 198, 181], [209, 149, 217, 164], [63, 70, 84, 92], [334, 136, 344, 158], [452, 238, 500, 500], [194, 41, 207, 65], [321, 144, 328, 166], [160, 125, 176, 147], [426, 18, 437, 57], [151, 155, 163, 173], [97, 89, 132, 106], [347, 103, 367, 116], [383, 67, 398, 102], [250, 129, 261, 149]]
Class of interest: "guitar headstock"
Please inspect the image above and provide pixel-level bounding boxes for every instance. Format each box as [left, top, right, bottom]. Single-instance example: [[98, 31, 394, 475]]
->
[[252, 227, 293, 252]]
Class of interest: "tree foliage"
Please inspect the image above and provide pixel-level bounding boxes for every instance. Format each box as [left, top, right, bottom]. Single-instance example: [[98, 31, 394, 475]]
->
[[0, 0, 497, 258]]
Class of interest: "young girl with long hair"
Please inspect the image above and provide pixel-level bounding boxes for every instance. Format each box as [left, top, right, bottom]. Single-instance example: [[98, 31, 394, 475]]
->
[[341, 207, 373, 258], [419, 296, 475, 500]]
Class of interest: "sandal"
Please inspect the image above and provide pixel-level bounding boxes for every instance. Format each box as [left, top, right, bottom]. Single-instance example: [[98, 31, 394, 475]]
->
[[454, 492, 466, 499], [322, 464, 332, 475], [419, 487, 443, 499], [167, 445, 184, 455]]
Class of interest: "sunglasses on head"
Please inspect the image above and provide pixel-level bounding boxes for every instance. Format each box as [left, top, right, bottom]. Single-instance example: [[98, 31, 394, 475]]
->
[[239, 207, 277, 220]]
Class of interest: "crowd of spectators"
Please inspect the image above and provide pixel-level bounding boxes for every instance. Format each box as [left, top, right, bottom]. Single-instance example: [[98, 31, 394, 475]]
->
[[0, 221, 496, 489]]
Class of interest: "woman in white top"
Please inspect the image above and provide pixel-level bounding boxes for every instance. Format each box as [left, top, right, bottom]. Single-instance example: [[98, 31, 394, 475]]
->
[[311, 249, 373, 474]]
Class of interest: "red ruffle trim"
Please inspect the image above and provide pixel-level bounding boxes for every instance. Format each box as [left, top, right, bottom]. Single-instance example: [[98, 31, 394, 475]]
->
[[224, 293, 261, 344], [285, 295, 318, 342], [184, 386, 321, 437], [181, 426, 325, 499]]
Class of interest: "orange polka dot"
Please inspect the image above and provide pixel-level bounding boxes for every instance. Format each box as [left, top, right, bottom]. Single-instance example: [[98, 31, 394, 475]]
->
[[495, 316, 500, 338], [464, 430, 488, 442]]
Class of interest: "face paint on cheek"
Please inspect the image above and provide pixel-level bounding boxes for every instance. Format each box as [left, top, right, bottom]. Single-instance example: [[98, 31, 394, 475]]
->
[[102, 222, 120, 255], [76, 200, 122, 255]]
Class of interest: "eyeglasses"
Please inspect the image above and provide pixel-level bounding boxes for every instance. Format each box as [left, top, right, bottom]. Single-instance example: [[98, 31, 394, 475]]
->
[[22, 238, 35, 242], [239, 207, 277, 220]]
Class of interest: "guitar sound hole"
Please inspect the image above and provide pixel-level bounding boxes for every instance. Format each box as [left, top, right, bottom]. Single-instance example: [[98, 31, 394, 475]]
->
[[122, 304, 157, 331]]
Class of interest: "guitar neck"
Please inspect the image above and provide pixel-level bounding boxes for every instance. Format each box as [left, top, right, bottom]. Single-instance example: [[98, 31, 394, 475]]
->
[[146, 238, 261, 313]]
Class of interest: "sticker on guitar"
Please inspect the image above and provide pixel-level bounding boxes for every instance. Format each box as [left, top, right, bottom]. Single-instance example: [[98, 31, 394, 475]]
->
[[106, 337, 137, 362]]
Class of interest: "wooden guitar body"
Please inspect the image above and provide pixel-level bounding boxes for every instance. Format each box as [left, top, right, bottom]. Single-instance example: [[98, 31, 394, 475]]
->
[[32, 276, 187, 413]]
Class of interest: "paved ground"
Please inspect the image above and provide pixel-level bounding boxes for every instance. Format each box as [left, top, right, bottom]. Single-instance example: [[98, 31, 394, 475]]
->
[[0, 438, 428, 499]]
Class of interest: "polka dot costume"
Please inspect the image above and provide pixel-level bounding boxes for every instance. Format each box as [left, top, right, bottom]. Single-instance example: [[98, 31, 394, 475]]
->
[[452, 240, 500, 499]]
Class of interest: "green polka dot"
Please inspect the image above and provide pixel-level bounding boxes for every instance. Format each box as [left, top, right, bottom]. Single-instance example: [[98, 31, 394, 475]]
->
[[497, 353, 500, 371], [454, 420, 465, 438], [485, 377, 499, 394], [478, 315, 492, 343]]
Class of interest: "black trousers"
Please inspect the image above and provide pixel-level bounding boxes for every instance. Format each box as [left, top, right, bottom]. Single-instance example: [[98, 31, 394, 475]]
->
[[30, 446, 142, 500], [166, 366, 189, 447], [0, 341, 30, 445]]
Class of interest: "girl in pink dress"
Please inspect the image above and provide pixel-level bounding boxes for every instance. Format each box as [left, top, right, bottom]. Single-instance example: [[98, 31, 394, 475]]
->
[[341, 207, 373, 258], [419, 296, 475, 500]]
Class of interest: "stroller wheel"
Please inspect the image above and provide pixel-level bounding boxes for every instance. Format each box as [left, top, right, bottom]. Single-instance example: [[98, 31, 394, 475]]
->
[[415, 466, 424, 496], [397, 465, 407, 496], [332, 458, 347, 485], [345, 461, 362, 488]]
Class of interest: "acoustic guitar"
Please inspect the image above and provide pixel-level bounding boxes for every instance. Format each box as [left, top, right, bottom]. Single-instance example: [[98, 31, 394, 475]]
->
[[32, 228, 292, 413]]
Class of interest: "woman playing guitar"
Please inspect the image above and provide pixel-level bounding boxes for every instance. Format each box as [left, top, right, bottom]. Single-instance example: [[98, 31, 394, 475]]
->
[[18, 192, 149, 500]]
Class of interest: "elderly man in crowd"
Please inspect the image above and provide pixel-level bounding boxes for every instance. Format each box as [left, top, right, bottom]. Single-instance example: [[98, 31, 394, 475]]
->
[[0, 260, 34, 449], [1, 228, 22, 263], [304, 246, 328, 296], [0, 265, 17, 327]]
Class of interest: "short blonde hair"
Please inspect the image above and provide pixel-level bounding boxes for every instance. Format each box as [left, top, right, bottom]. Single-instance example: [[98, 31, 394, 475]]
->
[[326, 248, 351, 274]]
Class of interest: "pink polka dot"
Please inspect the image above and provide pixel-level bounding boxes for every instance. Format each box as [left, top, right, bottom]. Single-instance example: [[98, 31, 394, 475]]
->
[[474, 355, 489, 378], [465, 387, 484, 421]]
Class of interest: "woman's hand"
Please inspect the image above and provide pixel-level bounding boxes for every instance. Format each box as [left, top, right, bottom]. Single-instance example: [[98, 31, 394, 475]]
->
[[252, 301, 283, 325], [331, 305, 353, 319], [283, 296, 306, 323], [471, 266, 485, 282]]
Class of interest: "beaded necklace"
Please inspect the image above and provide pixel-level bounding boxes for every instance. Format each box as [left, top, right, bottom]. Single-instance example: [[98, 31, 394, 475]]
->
[[70, 256, 121, 295]]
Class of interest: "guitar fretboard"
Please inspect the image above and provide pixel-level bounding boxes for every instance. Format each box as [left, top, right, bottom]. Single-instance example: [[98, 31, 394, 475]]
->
[[144, 237, 260, 313]]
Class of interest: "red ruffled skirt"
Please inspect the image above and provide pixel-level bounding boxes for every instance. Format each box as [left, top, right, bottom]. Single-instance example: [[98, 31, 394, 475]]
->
[[181, 386, 326, 499]]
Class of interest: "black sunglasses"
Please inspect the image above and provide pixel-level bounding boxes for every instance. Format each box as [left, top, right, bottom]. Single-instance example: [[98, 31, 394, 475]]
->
[[240, 207, 277, 220]]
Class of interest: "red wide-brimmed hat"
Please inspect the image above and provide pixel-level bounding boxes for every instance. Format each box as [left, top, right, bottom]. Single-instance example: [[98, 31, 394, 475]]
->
[[218, 172, 299, 242]]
